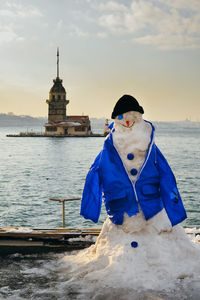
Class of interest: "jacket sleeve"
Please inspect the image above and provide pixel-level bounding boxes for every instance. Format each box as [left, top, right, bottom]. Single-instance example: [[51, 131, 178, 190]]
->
[[80, 151, 103, 223], [155, 145, 187, 226]]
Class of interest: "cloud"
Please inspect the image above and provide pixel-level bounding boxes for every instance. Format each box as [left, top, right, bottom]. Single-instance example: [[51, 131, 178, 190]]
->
[[97, 32, 108, 38], [3, 2, 43, 18], [57, 20, 63, 31], [92, 0, 200, 50], [97, 1, 128, 12], [0, 25, 24, 44], [99, 14, 125, 33], [69, 25, 89, 37], [134, 34, 200, 50], [157, 0, 200, 11], [0, 9, 15, 17], [0, 1, 43, 45]]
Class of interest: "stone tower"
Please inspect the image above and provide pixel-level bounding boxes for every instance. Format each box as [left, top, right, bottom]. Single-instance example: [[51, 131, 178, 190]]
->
[[46, 48, 69, 123]]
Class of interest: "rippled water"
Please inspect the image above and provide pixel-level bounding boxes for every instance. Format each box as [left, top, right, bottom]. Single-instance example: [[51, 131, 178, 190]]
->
[[0, 129, 106, 229], [0, 122, 199, 228]]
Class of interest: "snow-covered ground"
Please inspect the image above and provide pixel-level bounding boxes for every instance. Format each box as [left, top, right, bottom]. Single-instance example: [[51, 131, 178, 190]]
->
[[0, 228, 199, 300]]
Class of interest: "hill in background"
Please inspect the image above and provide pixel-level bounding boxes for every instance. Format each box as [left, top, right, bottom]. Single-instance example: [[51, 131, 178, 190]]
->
[[2, 113, 198, 133], [0, 113, 47, 127], [0, 113, 107, 132]]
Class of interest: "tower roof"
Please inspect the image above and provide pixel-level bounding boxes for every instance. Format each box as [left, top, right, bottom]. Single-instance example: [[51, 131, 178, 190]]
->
[[50, 77, 66, 93], [50, 48, 66, 94]]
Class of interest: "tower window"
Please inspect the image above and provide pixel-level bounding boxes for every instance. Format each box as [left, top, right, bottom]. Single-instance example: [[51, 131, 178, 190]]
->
[[57, 95, 61, 100], [46, 127, 57, 132], [52, 95, 55, 100], [75, 126, 86, 132]]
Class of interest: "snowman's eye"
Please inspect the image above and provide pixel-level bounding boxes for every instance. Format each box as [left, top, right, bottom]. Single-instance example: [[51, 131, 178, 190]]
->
[[118, 115, 123, 120]]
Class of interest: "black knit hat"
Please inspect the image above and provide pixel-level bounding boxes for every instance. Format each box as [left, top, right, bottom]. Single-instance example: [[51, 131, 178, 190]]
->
[[111, 95, 144, 119]]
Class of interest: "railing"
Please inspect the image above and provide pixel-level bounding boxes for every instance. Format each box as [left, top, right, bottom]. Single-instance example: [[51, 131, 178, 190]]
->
[[49, 198, 81, 227]]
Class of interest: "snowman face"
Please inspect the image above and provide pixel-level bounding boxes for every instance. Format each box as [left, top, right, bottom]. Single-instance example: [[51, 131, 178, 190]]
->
[[115, 111, 142, 128]]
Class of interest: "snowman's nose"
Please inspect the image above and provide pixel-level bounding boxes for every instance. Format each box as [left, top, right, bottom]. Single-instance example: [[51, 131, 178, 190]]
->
[[126, 121, 130, 127]]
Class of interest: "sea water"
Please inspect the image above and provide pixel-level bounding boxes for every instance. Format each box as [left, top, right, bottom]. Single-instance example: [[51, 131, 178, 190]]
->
[[0, 121, 199, 228], [0, 121, 199, 299]]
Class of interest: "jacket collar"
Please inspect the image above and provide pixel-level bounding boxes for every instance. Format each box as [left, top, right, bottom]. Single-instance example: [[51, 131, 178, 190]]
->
[[105, 120, 155, 179], [139, 121, 155, 177]]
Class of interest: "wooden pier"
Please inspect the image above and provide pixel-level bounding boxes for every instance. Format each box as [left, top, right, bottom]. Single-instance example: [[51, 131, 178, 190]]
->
[[0, 197, 101, 255], [0, 227, 101, 255], [6, 133, 105, 137]]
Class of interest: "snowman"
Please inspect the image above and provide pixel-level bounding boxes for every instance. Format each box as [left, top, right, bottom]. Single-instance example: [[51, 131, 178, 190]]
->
[[63, 95, 200, 294], [81, 94, 187, 232]]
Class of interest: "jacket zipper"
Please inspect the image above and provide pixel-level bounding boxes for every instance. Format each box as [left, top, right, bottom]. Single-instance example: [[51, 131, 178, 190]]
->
[[132, 137, 154, 202], [114, 146, 139, 202], [111, 121, 155, 203]]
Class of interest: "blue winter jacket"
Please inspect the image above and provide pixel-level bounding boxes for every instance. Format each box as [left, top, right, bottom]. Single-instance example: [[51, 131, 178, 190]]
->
[[80, 121, 187, 226]]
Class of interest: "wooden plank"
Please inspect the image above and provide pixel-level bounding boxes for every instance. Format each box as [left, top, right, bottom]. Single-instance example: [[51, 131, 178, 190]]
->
[[0, 227, 101, 249], [0, 232, 100, 239], [0, 228, 101, 237], [0, 240, 44, 246]]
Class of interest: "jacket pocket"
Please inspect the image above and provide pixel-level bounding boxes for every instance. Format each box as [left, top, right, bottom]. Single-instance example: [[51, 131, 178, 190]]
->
[[104, 190, 126, 201], [104, 190, 127, 212], [141, 183, 160, 198]]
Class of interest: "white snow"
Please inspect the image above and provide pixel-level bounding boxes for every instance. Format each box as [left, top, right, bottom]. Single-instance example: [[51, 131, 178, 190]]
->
[[68, 235, 97, 242], [2, 227, 33, 233], [61, 220, 200, 295]]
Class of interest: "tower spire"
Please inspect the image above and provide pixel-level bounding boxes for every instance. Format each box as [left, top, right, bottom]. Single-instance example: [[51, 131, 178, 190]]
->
[[57, 47, 59, 78]]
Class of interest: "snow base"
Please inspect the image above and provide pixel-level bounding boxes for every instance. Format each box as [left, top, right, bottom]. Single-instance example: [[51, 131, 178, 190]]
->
[[60, 219, 200, 299]]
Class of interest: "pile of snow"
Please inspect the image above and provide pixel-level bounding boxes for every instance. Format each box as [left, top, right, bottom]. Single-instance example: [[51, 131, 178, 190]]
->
[[59, 218, 200, 298]]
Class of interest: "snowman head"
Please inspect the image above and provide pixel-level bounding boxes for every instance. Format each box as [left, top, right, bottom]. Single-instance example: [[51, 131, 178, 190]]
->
[[115, 111, 143, 128], [111, 95, 144, 129]]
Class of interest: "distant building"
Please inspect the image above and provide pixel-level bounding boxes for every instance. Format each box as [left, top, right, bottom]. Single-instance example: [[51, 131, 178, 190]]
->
[[45, 49, 91, 136]]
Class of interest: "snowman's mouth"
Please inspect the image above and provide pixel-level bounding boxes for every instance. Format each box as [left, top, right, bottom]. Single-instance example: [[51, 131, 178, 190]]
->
[[121, 121, 135, 128]]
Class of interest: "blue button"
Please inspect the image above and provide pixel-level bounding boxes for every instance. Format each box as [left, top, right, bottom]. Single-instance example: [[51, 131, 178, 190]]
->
[[127, 153, 134, 160], [131, 241, 138, 248], [118, 115, 123, 120], [130, 168, 138, 176]]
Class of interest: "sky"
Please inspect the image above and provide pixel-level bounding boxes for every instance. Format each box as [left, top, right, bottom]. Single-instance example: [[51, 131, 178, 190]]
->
[[0, 0, 200, 121]]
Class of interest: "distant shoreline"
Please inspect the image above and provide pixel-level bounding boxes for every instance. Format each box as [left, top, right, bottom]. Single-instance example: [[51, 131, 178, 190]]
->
[[0, 113, 199, 127], [0, 113, 47, 127], [0, 114, 106, 127]]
